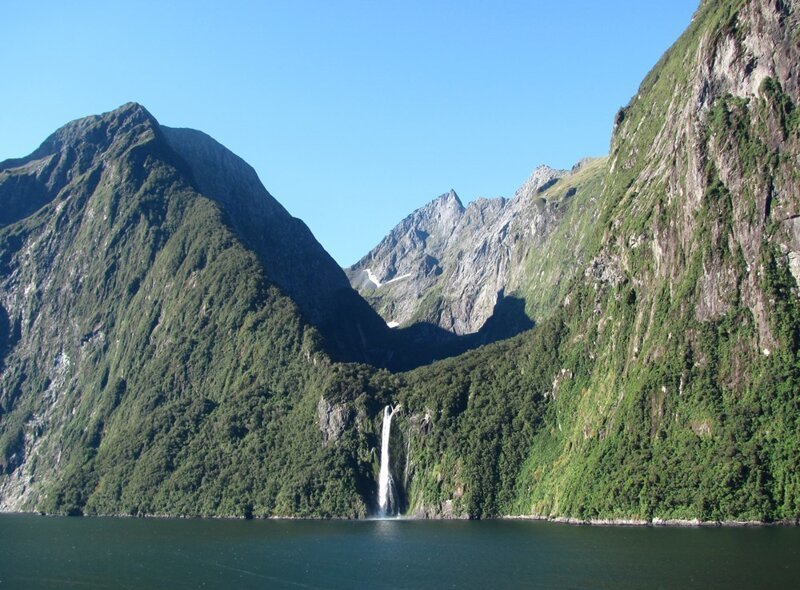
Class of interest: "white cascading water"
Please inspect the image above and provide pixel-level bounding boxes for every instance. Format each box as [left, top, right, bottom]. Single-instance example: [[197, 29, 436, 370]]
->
[[377, 404, 400, 516]]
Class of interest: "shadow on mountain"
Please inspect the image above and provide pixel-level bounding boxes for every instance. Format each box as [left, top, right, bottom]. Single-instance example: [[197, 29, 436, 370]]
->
[[477, 292, 535, 342], [0, 157, 61, 228], [382, 294, 535, 372], [317, 288, 402, 367]]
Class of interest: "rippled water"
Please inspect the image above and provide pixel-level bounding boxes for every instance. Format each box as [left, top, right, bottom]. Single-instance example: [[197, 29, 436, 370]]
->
[[1, 514, 797, 589]]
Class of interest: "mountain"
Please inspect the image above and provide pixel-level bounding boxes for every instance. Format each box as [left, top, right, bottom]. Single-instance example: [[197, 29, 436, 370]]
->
[[0, 104, 394, 365], [390, 0, 800, 521], [0, 103, 384, 515], [347, 160, 606, 336], [1, 0, 799, 523], [347, 166, 551, 334], [348, 188, 468, 330], [159, 126, 400, 365]]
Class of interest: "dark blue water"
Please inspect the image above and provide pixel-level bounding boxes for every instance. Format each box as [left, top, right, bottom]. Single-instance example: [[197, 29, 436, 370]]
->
[[0, 514, 797, 589]]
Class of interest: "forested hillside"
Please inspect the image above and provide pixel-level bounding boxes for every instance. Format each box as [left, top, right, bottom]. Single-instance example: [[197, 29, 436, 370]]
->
[[390, 0, 800, 522]]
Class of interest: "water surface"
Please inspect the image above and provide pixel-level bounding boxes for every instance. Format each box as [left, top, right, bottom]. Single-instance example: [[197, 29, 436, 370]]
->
[[1, 514, 797, 589]]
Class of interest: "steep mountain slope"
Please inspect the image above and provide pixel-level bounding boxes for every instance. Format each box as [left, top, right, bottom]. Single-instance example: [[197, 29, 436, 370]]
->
[[348, 188, 467, 329], [159, 127, 394, 364], [160, 126, 349, 326], [0, 104, 380, 516], [347, 160, 605, 335], [390, 0, 800, 521]]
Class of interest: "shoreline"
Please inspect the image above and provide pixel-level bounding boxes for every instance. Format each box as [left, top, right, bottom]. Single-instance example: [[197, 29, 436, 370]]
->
[[1, 509, 798, 527], [501, 514, 800, 527]]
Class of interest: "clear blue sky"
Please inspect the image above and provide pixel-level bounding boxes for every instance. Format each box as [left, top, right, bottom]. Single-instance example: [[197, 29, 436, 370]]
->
[[2, 1, 698, 266]]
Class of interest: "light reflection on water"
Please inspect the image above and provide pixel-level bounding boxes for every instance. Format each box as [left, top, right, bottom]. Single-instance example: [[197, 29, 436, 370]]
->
[[0, 514, 798, 589], [370, 515, 412, 540]]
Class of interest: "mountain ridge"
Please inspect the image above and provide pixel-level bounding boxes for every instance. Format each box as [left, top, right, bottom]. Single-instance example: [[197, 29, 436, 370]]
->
[[346, 160, 597, 335], [0, 102, 375, 515], [1, 102, 400, 365]]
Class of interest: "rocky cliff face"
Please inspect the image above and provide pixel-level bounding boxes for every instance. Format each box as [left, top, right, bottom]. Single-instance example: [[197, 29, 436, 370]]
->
[[347, 163, 606, 335], [348, 189, 465, 328], [599, 0, 800, 353], [508, 0, 800, 521]]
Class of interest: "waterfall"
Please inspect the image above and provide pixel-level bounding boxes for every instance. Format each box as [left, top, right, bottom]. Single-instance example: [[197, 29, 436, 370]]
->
[[403, 434, 411, 490], [377, 404, 400, 516]]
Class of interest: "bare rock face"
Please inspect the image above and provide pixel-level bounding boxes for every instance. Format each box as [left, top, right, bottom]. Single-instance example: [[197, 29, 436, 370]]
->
[[584, 256, 625, 288], [317, 396, 350, 446], [347, 165, 573, 335], [608, 0, 800, 349], [780, 216, 800, 287], [347, 189, 465, 327]]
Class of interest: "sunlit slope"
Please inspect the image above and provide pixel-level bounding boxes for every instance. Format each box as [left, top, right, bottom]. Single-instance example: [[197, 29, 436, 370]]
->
[[392, 0, 800, 522]]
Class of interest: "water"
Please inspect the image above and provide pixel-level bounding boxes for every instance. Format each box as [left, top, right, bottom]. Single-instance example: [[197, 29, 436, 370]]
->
[[1, 515, 798, 589], [377, 404, 400, 516]]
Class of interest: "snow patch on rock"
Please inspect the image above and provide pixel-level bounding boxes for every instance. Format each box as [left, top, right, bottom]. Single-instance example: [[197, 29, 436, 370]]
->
[[365, 269, 412, 289]]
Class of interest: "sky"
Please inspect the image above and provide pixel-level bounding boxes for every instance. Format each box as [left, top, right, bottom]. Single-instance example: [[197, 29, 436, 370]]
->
[[2, 1, 699, 266]]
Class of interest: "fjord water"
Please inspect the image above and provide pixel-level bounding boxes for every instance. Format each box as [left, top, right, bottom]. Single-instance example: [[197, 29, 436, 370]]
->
[[1, 516, 798, 589]]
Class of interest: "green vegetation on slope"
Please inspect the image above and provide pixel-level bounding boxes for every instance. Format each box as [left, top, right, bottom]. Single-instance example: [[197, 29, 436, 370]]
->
[[375, 0, 800, 522], [518, 157, 608, 320], [0, 107, 375, 518]]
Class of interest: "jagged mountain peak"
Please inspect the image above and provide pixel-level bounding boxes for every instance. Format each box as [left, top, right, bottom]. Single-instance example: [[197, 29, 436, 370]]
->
[[351, 188, 466, 274], [436, 188, 464, 207], [514, 164, 568, 200], [412, 188, 466, 222], [348, 157, 604, 334], [41, 102, 157, 155]]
